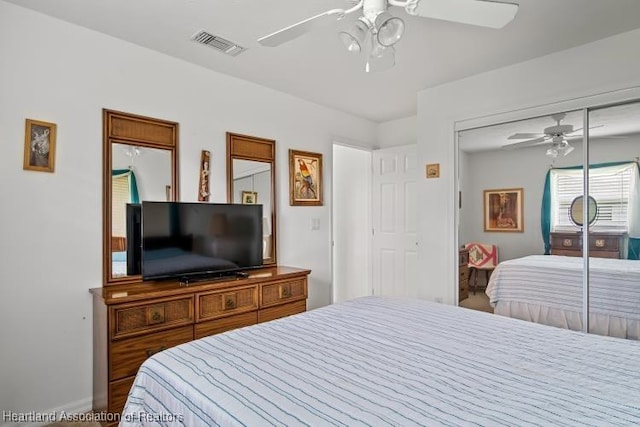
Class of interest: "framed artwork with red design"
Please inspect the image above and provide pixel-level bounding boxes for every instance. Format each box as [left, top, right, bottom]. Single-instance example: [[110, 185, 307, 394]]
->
[[483, 188, 524, 232], [289, 149, 323, 206]]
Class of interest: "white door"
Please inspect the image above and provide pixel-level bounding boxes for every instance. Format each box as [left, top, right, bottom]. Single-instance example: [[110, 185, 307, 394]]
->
[[332, 144, 372, 303], [372, 145, 418, 297]]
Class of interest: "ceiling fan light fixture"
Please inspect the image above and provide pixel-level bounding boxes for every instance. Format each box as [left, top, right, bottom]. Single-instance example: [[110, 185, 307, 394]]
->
[[365, 37, 395, 73], [559, 142, 574, 156], [374, 11, 405, 47], [545, 146, 559, 159], [339, 18, 370, 53]]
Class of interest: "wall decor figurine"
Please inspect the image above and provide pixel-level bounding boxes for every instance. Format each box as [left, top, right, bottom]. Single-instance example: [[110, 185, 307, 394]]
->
[[198, 150, 211, 201], [289, 149, 323, 206], [23, 119, 57, 172]]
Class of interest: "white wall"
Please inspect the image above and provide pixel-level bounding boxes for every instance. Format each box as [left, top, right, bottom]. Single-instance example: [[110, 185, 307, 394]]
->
[[376, 115, 416, 148], [459, 136, 640, 265], [417, 27, 640, 305], [0, 1, 376, 421]]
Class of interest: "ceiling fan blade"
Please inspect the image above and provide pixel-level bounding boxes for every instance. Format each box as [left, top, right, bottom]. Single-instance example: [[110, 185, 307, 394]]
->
[[566, 124, 604, 136], [258, 9, 343, 47], [502, 136, 548, 150], [407, 0, 519, 29], [508, 132, 544, 140]]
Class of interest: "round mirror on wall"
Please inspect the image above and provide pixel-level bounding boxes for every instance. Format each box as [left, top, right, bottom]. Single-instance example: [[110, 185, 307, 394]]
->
[[569, 195, 597, 227]]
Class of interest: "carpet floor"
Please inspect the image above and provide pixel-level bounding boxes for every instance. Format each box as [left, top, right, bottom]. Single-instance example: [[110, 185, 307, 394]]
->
[[459, 290, 493, 313]]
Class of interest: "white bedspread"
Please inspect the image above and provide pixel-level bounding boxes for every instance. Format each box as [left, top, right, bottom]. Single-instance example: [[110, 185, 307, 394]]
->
[[486, 255, 640, 338], [121, 296, 640, 426]]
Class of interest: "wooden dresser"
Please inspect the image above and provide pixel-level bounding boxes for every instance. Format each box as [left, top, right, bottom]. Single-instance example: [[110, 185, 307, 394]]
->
[[90, 266, 310, 420], [550, 231, 627, 259], [458, 248, 469, 301]]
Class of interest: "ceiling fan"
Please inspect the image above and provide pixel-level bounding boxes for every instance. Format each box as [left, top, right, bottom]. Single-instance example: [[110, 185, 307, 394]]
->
[[257, 0, 519, 72], [503, 113, 584, 158]]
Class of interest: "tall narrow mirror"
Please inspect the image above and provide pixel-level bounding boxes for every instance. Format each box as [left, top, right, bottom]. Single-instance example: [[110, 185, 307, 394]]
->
[[103, 109, 179, 285], [227, 132, 277, 265]]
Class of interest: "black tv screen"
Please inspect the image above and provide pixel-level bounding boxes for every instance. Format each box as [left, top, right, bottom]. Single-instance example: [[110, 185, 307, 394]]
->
[[141, 202, 263, 281]]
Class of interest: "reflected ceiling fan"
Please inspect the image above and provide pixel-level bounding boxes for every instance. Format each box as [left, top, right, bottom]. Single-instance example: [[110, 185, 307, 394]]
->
[[502, 113, 587, 158], [257, 0, 519, 72]]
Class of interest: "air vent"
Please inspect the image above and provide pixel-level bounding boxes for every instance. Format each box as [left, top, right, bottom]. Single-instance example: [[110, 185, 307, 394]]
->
[[191, 30, 246, 56]]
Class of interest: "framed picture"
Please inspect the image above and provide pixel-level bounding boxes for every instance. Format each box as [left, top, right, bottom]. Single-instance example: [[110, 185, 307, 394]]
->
[[483, 188, 524, 232], [426, 163, 440, 178], [23, 118, 57, 172], [242, 191, 257, 204], [289, 149, 323, 206]]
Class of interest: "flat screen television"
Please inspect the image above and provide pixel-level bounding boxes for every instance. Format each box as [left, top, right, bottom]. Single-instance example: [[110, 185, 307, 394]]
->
[[141, 201, 263, 281]]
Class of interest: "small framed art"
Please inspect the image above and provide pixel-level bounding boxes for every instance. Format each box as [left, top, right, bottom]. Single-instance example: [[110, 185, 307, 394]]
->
[[24, 118, 57, 172]]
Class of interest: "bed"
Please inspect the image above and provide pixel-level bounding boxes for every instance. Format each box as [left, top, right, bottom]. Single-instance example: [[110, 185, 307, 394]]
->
[[121, 296, 640, 426], [486, 255, 640, 339]]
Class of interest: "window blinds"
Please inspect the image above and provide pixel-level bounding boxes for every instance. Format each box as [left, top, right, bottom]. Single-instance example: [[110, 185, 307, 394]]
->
[[551, 164, 634, 232]]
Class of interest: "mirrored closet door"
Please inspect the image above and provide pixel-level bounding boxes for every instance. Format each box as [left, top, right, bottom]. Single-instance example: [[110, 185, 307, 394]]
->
[[458, 101, 640, 341], [586, 101, 640, 339], [457, 110, 586, 319]]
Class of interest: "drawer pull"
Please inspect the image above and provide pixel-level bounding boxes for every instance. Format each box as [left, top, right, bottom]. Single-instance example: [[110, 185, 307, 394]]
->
[[562, 239, 573, 247], [279, 285, 292, 299], [146, 346, 167, 357], [147, 305, 166, 325], [223, 294, 237, 310], [595, 239, 605, 248]]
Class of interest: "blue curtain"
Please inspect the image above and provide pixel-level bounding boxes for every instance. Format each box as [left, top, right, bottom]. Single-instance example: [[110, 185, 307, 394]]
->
[[541, 161, 638, 258], [112, 169, 140, 203]]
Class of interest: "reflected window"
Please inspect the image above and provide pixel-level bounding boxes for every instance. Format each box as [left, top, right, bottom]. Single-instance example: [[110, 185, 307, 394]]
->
[[550, 163, 636, 232]]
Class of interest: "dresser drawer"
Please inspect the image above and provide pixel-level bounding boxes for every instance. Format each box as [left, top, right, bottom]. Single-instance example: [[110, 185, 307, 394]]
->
[[109, 376, 135, 421], [195, 311, 258, 339], [551, 232, 625, 259], [459, 248, 469, 266], [261, 279, 307, 308], [589, 235, 619, 252], [110, 296, 194, 340], [551, 233, 580, 250], [259, 300, 306, 323], [110, 325, 193, 381], [196, 285, 258, 322], [460, 267, 469, 282]]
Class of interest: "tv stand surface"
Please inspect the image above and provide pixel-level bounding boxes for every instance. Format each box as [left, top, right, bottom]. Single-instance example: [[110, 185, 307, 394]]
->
[[90, 265, 310, 424], [178, 270, 249, 286]]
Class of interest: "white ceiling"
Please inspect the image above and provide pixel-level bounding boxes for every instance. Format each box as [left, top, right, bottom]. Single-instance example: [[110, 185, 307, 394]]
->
[[7, 0, 640, 122]]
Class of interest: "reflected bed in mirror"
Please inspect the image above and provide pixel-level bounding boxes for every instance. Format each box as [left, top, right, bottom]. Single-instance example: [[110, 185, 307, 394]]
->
[[103, 109, 179, 286]]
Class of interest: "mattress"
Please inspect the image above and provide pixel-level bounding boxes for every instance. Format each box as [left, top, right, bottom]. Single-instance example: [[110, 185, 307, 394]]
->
[[121, 296, 640, 426], [486, 255, 640, 338]]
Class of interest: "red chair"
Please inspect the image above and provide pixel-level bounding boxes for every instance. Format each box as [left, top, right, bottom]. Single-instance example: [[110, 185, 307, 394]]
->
[[464, 243, 498, 295]]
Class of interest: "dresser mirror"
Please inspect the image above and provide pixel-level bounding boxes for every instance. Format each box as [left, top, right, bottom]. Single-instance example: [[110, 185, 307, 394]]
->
[[227, 132, 277, 265], [103, 109, 179, 286]]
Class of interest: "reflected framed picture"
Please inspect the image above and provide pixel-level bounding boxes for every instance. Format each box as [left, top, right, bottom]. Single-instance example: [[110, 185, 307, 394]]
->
[[483, 188, 524, 232], [289, 149, 323, 206], [23, 118, 57, 172], [242, 191, 257, 204]]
